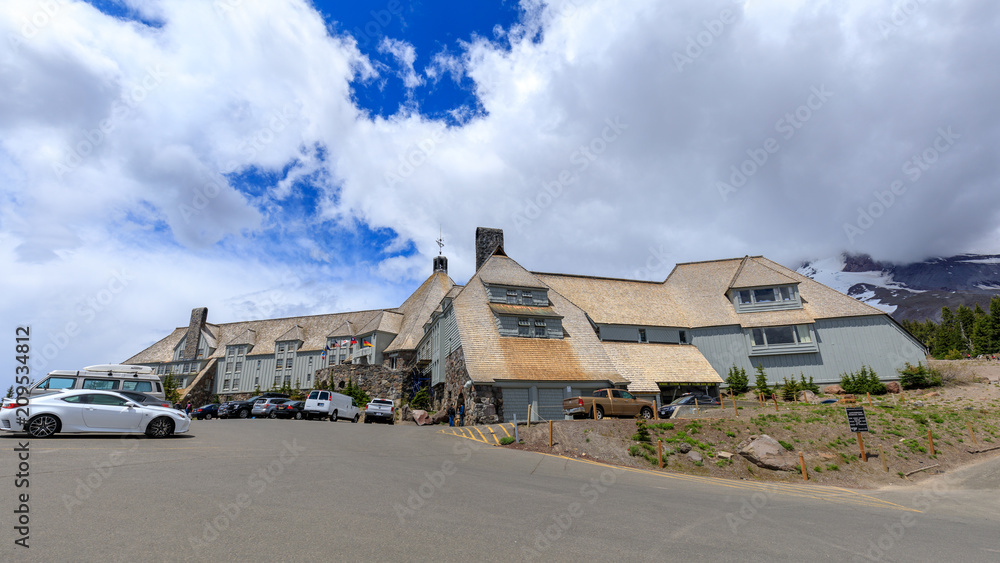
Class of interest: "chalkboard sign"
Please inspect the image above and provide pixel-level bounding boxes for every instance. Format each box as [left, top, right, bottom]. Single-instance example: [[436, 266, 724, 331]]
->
[[846, 406, 869, 433]]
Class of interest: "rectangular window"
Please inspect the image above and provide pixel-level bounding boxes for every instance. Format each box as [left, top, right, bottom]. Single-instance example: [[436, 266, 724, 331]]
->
[[274, 376, 281, 386], [522, 290, 532, 302], [738, 290, 752, 304], [232, 379, 240, 388], [751, 328, 765, 346], [223, 379, 230, 390], [639, 329, 647, 343], [753, 288, 776, 302], [276, 359, 283, 370], [278, 344, 285, 352], [779, 287, 794, 301], [122, 381, 153, 392], [763, 326, 795, 345], [535, 325, 546, 337], [286, 359, 293, 370], [39, 376, 75, 390], [796, 324, 813, 343], [82, 379, 119, 390], [518, 318, 530, 337], [679, 330, 687, 344], [235, 362, 243, 373], [507, 289, 518, 304], [750, 324, 816, 355], [254, 377, 259, 385], [226, 362, 233, 373]]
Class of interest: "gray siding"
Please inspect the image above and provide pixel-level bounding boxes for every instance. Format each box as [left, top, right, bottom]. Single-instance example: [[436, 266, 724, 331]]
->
[[599, 324, 681, 343], [691, 315, 926, 386]]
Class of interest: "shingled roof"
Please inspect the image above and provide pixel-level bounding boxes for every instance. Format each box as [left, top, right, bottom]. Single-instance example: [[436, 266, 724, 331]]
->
[[452, 254, 626, 385], [535, 273, 689, 327], [601, 342, 723, 393], [728, 255, 799, 289], [383, 271, 455, 353]]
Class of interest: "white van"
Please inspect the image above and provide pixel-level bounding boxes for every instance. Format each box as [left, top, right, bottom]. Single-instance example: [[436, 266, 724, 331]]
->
[[303, 390, 360, 423], [27, 365, 165, 400]]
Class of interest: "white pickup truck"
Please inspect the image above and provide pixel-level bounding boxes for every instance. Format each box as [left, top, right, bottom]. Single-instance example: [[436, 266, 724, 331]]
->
[[363, 398, 395, 424]]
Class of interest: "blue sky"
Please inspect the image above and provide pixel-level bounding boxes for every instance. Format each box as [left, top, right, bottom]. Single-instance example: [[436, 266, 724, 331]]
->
[[2, 0, 999, 390]]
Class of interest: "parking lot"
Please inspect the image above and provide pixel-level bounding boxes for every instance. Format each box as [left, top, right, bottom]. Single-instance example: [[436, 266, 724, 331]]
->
[[3, 418, 999, 562]]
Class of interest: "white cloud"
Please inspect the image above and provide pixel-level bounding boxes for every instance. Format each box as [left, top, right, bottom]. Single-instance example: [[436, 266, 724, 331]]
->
[[2, 0, 999, 390]]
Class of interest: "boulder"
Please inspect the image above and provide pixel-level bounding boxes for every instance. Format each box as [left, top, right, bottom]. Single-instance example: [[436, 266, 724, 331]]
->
[[687, 451, 703, 463], [796, 390, 818, 403], [400, 404, 413, 422], [412, 410, 432, 426], [885, 381, 901, 394], [431, 410, 450, 425], [717, 451, 733, 460], [678, 442, 692, 454], [823, 385, 845, 395], [736, 434, 798, 472]]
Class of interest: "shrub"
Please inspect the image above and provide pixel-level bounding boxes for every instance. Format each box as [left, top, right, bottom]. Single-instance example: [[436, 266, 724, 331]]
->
[[840, 365, 886, 395], [632, 418, 651, 443], [799, 373, 819, 393], [943, 349, 965, 360], [753, 363, 771, 395], [499, 436, 515, 445], [410, 386, 431, 410], [778, 440, 794, 451], [780, 377, 800, 402], [163, 375, 180, 404], [342, 378, 370, 408], [726, 365, 750, 394], [898, 362, 943, 390]]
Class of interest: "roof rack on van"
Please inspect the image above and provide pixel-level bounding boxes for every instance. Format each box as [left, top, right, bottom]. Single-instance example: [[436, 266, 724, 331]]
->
[[83, 364, 154, 377]]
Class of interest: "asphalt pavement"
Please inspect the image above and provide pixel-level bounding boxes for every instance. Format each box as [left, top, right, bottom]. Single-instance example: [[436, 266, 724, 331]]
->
[[1, 418, 998, 562]]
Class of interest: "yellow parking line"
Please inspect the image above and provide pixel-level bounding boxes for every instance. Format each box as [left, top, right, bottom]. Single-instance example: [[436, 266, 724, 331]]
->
[[474, 427, 489, 443], [488, 427, 500, 445], [499, 424, 511, 438]]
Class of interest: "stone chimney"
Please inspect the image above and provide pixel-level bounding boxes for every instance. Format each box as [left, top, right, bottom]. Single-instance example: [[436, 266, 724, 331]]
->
[[433, 255, 448, 273], [475, 227, 504, 271], [183, 307, 208, 360]]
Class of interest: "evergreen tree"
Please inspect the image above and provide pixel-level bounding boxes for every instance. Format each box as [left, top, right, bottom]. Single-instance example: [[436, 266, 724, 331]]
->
[[932, 307, 959, 358], [725, 365, 749, 394], [991, 296, 1000, 353], [972, 313, 994, 356], [4, 385, 13, 399], [753, 363, 770, 395], [956, 305, 975, 353]]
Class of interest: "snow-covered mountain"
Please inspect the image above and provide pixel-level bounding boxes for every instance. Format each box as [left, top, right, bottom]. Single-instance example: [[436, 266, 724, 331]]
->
[[797, 254, 1000, 322]]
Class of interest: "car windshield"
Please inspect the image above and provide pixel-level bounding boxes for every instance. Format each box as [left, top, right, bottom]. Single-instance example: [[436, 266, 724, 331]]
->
[[668, 397, 693, 405]]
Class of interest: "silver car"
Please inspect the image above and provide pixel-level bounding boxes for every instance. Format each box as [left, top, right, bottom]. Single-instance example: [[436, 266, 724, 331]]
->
[[250, 398, 289, 418]]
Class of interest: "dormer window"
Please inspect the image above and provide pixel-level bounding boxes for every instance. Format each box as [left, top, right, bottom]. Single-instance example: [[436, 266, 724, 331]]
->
[[733, 285, 801, 312], [747, 324, 817, 355], [507, 289, 519, 303]]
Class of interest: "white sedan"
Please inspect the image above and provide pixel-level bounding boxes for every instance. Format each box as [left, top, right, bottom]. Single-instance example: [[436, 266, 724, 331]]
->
[[0, 390, 190, 438]]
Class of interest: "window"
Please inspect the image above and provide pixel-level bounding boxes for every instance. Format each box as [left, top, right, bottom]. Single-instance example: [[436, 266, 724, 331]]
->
[[749, 324, 816, 354], [61, 395, 85, 403], [122, 381, 153, 392], [779, 287, 794, 301], [390, 357, 397, 369], [518, 318, 530, 337], [753, 288, 775, 302], [278, 344, 286, 352], [276, 359, 283, 370], [679, 330, 687, 344], [89, 394, 129, 406], [621, 391, 635, 400], [235, 361, 243, 373], [522, 290, 533, 302], [254, 377, 259, 385], [223, 379, 230, 390], [232, 379, 240, 388], [507, 289, 518, 304], [274, 376, 281, 386], [285, 359, 293, 370], [639, 329, 647, 343], [82, 379, 118, 390], [38, 376, 77, 390], [226, 362, 233, 373]]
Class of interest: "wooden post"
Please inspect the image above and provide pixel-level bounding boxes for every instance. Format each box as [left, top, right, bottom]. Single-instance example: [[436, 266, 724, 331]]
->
[[548, 420, 553, 448], [592, 402, 597, 420], [694, 398, 699, 412], [758, 393, 764, 407], [857, 432, 867, 462], [928, 429, 935, 456], [798, 451, 808, 481], [730, 389, 737, 417], [900, 393, 906, 404], [879, 445, 888, 472], [968, 422, 979, 447], [657, 440, 663, 468], [867, 392, 873, 407], [771, 393, 779, 413], [527, 404, 532, 428]]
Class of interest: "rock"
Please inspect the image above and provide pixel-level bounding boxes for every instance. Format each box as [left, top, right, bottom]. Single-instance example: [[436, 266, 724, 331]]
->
[[885, 381, 901, 394], [823, 385, 845, 395], [431, 410, 450, 425], [412, 409, 432, 426], [923, 391, 939, 398], [678, 443, 692, 454], [717, 451, 733, 460], [400, 404, 413, 422], [736, 434, 798, 472], [687, 451, 703, 463], [797, 390, 818, 403], [911, 401, 924, 407]]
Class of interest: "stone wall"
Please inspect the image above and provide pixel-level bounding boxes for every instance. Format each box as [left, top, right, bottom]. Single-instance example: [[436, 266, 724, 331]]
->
[[179, 358, 217, 407], [442, 346, 501, 425], [314, 363, 406, 402]]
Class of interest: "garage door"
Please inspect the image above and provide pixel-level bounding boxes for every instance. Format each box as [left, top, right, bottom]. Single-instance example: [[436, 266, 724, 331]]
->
[[538, 388, 565, 421], [502, 388, 529, 423]]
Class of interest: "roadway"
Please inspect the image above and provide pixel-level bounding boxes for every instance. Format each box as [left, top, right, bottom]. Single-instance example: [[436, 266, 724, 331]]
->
[[1, 418, 998, 562]]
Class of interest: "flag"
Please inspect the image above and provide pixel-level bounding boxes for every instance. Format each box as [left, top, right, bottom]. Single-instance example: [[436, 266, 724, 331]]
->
[[362, 338, 373, 347], [350, 337, 357, 346], [331, 341, 339, 348], [321, 349, 327, 360]]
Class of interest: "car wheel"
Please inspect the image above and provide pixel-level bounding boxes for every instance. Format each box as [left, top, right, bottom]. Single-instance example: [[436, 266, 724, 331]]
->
[[352, 414, 359, 423], [204, 413, 213, 420], [238, 409, 249, 419], [27, 414, 59, 438], [640, 407, 653, 419], [595, 406, 604, 420], [294, 412, 303, 420], [145, 417, 174, 438], [330, 410, 338, 422], [268, 411, 277, 419]]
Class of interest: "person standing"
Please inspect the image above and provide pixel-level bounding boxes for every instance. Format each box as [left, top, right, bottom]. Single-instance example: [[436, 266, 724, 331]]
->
[[186, 402, 192, 416], [447, 403, 456, 427], [458, 402, 465, 427]]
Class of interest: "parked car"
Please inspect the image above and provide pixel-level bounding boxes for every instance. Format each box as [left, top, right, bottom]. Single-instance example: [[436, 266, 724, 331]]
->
[[17, 364, 164, 400], [191, 403, 220, 420], [0, 390, 190, 438], [273, 400, 305, 420], [364, 398, 395, 424], [115, 389, 172, 409], [657, 393, 720, 418], [251, 398, 290, 418], [563, 388, 655, 420], [219, 393, 290, 419], [303, 390, 360, 422]]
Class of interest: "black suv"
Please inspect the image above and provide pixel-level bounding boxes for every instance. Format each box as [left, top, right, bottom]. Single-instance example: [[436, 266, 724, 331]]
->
[[219, 393, 289, 419], [657, 393, 720, 418]]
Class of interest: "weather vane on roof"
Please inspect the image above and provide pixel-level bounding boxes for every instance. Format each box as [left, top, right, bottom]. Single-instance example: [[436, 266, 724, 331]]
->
[[436, 226, 444, 256]]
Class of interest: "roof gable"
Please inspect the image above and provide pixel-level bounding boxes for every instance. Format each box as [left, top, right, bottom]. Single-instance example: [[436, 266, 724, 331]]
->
[[729, 256, 798, 289]]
